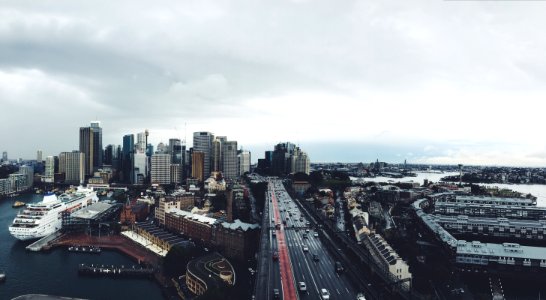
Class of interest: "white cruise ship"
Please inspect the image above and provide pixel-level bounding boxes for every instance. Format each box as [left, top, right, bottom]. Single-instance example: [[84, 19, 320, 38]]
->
[[9, 186, 99, 241]]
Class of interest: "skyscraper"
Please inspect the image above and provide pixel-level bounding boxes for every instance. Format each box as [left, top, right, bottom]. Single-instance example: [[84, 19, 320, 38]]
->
[[169, 138, 182, 164], [59, 151, 85, 184], [222, 141, 238, 180], [212, 136, 227, 172], [90, 121, 103, 168], [151, 153, 171, 185], [36, 150, 43, 162], [79, 121, 103, 176], [18, 165, 34, 189], [1, 151, 7, 162], [104, 144, 114, 165], [122, 134, 135, 183], [133, 152, 147, 184], [44, 156, 56, 183], [238, 150, 251, 176], [136, 132, 147, 152], [193, 132, 214, 179], [292, 148, 310, 175], [79, 127, 93, 176], [191, 151, 205, 182]]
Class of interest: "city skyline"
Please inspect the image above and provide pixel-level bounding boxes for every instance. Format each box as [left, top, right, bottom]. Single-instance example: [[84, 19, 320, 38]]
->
[[2, 1, 546, 166]]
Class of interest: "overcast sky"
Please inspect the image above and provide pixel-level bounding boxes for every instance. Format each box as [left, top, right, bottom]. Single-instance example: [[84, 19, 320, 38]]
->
[[2, 1, 546, 166]]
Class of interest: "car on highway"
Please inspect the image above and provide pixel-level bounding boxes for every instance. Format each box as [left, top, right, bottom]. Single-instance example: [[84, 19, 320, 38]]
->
[[273, 288, 280, 299], [298, 281, 307, 292], [302, 233, 308, 239], [313, 232, 319, 237], [272, 251, 279, 260], [357, 292, 367, 300], [320, 288, 330, 299], [313, 254, 320, 261], [335, 261, 344, 273], [302, 245, 309, 252]]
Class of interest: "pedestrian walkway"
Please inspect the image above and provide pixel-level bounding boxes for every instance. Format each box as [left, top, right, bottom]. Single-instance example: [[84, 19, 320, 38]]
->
[[122, 231, 168, 257]]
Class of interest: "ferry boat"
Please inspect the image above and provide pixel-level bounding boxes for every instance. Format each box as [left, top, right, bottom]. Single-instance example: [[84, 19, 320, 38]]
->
[[8, 186, 98, 241], [12, 201, 25, 208]]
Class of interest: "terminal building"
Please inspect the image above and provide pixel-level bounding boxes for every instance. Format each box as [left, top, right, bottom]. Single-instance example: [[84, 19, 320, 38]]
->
[[62, 201, 122, 232]]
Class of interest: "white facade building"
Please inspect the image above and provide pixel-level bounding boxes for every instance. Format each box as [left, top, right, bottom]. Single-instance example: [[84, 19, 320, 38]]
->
[[238, 150, 251, 176], [151, 153, 171, 185]]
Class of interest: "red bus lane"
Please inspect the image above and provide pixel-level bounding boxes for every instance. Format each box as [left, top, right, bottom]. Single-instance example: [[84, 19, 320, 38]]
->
[[271, 184, 298, 300]]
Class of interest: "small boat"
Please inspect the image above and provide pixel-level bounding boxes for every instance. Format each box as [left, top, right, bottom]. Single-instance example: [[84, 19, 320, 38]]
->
[[12, 201, 25, 208], [0, 273, 6, 283]]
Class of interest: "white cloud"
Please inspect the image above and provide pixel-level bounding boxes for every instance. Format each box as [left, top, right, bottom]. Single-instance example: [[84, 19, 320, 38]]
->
[[1, 1, 546, 165]]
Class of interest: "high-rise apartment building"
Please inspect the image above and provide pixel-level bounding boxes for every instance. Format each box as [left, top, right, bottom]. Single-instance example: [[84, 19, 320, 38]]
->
[[59, 151, 85, 184], [18, 165, 34, 189], [43, 156, 56, 183], [238, 150, 251, 176], [191, 151, 205, 182], [37, 150, 43, 162], [193, 132, 214, 179], [222, 141, 238, 180], [151, 153, 171, 185], [1, 151, 7, 162]]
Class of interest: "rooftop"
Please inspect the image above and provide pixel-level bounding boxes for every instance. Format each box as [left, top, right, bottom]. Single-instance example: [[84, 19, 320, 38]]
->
[[457, 240, 546, 260], [167, 208, 218, 225], [187, 252, 236, 290], [71, 202, 112, 220]]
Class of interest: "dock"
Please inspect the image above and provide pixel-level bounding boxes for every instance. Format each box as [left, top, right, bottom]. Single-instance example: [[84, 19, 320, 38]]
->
[[78, 264, 154, 278], [26, 232, 63, 252]]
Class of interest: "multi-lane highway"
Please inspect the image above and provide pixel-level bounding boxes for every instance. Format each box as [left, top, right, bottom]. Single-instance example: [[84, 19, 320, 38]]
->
[[256, 178, 362, 300]]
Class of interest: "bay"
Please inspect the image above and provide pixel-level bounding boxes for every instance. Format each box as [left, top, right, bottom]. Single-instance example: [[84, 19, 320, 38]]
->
[[352, 172, 546, 207], [0, 193, 163, 300]]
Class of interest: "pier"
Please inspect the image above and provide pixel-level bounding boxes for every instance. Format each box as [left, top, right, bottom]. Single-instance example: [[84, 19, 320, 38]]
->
[[68, 245, 101, 254], [78, 264, 154, 278], [50, 233, 161, 266], [26, 232, 63, 252]]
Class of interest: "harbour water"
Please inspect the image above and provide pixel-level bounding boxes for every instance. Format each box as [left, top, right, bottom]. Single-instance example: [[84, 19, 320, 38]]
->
[[352, 172, 546, 207], [0, 193, 163, 300]]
